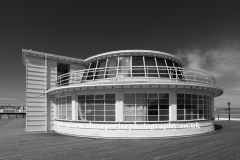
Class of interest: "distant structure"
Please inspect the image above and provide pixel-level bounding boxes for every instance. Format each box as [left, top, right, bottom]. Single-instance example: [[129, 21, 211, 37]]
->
[[22, 49, 223, 138]]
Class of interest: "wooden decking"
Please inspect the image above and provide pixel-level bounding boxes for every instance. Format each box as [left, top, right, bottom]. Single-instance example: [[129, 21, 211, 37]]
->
[[0, 118, 239, 160]]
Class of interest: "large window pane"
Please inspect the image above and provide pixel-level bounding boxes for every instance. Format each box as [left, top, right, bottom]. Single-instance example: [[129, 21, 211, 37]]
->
[[67, 96, 72, 120], [106, 58, 118, 78], [176, 94, 212, 120], [119, 57, 131, 77], [87, 61, 97, 80], [95, 59, 106, 79], [132, 56, 145, 77], [77, 94, 115, 121], [145, 57, 158, 77], [56, 96, 72, 120], [156, 58, 169, 78]]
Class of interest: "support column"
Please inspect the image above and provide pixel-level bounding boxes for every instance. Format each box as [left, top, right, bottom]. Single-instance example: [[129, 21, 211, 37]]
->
[[212, 96, 214, 119], [116, 89, 124, 122], [72, 91, 77, 121], [170, 90, 177, 121]]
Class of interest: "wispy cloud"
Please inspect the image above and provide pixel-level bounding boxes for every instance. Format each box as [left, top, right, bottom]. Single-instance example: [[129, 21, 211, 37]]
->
[[0, 97, 22, 101], [175, 41, 240, 78]]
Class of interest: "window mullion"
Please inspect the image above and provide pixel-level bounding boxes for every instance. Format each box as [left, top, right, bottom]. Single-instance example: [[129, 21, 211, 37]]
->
[[164, 59, 171, 79], [130, 56, 132, 77], [143, 56, 146, 77], [93, 60, 99, 80], [104, 58, 108, 79], [154, 58, 160, 77]]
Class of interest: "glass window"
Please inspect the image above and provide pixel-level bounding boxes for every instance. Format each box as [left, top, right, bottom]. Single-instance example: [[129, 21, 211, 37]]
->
[[106, 57, 118, 78], [156, 58, 169, 78], [124, 93, 169, 122], [132, 56, 145, 77], [145, 57, 158, 77], [119, 57, 131, 77], [173, 61, 185, 81], [86, 61, 97, 80], [166, 60, 176, 78], [77, 94, 116, 122], [95, 59, 106, 79], [177, 94, 212, 120], [56, 96, 72, 120]]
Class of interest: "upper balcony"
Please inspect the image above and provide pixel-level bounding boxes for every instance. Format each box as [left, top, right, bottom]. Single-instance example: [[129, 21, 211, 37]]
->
[[52, 66, 215, 88]]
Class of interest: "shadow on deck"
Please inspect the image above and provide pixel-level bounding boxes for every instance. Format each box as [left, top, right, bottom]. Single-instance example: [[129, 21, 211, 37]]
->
[[0, 119, 239, 159]]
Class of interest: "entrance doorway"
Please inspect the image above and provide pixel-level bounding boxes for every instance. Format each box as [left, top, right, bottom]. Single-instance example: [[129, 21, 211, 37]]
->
[[57, 63, 70, 86]]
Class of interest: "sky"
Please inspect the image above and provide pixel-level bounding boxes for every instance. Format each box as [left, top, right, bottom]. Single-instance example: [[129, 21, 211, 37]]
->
[[0, 0, 240, 108]]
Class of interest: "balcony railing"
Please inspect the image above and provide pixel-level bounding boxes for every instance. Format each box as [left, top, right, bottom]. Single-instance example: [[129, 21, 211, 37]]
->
[[53, 66, 215, 88]]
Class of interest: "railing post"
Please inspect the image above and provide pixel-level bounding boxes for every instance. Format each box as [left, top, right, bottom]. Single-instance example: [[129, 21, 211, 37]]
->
[[218, 114, 219, 120]]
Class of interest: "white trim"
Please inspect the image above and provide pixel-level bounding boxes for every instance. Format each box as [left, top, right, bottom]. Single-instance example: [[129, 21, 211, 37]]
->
[[45, 55, 47, 132], [84, 50, 184, 66]]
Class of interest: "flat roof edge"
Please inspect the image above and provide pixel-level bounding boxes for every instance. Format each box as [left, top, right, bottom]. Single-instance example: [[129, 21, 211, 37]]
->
[[84, 49, 184, 65], [22, 49, 85, 66]]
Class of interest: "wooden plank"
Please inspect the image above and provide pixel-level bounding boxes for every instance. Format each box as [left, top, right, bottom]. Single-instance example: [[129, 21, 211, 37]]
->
[[27, 106, 45, 112], [27, 63, 46, 69], [27, 80, 45, 85], [27, 76, 45, 81], [27, 93, 45, 98], [27, 84, 44, 89], [27, 71, 45, 77], [27, 89, 45, 93], [27, 102, 45, 107], [27, 98, 45, 102], [27, 111, 45, 116], [26, 125, 45, 132], [27, 116, 45, 120], [27, 67, 45, 73], [27, 121, 45, 125]]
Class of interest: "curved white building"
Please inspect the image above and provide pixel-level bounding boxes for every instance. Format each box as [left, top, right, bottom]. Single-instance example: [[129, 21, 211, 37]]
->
[[22, 49, 223, 138]]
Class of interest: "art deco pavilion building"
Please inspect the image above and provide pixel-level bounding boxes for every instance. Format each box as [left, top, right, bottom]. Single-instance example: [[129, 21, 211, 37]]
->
[[22, 49, 223, 138]]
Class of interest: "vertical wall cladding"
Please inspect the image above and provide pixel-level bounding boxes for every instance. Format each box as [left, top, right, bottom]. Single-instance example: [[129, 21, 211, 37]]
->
[[46, 59, 85, 131], [26, 55, 46, 132], [47, 59, 57, 131], [26, 52, 85, 132]]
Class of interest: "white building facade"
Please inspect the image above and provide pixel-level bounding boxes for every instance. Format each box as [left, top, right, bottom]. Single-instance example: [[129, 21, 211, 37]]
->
[[22, 49, 223, 138]]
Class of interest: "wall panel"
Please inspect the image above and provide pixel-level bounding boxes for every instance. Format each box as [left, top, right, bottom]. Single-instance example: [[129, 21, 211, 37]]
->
[[26, 55, 46, 132]]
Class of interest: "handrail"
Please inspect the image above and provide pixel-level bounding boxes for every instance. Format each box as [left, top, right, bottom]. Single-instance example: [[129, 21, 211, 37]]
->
[[53, 66, 215, 88]]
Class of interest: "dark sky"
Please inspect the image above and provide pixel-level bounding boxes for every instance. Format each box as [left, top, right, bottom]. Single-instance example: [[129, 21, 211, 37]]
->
[[0, 0, 240, 106]]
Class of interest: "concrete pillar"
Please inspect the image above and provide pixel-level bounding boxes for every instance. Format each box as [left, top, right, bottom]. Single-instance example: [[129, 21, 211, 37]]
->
[[116, 89, 124, 122], [170, 90, 177, 121], [212, 96, 214, 119], [47, 95, 55, 131], [72, 91, 77, 121]]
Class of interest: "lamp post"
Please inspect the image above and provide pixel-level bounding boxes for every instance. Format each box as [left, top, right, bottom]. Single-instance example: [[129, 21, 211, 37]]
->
[[227, 102, 231, 121]]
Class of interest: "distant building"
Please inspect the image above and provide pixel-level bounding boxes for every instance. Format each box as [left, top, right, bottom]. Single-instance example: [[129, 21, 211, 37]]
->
[[0, 108, 18, 113], [22, 49, 223, 138]]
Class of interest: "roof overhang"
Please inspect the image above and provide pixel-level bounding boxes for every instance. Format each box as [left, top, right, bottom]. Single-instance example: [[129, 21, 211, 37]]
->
[[22, 49, 85, 66], [84, 50, 184, 66], [47, 82, 223, 97]]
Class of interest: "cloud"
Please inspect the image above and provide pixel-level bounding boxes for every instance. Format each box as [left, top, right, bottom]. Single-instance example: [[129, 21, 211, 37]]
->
[[0, 97, 22, 101], [175, 41, 240, 78]]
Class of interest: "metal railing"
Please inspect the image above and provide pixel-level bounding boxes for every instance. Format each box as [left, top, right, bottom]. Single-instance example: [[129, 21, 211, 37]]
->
[[0, 113, 26, 119], [214, 114, 240, 120], [53, 66, 215, 88]]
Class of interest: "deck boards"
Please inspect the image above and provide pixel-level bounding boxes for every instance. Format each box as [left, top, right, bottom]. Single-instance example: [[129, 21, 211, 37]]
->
[[0, 118, 240, 160]]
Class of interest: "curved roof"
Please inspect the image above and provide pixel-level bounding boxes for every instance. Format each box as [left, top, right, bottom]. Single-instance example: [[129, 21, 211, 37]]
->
[[84, 50, 184, 66]]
